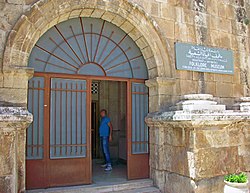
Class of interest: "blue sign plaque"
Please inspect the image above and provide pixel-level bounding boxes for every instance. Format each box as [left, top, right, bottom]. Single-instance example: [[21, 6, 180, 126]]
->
[[175, 42, 234, 74]]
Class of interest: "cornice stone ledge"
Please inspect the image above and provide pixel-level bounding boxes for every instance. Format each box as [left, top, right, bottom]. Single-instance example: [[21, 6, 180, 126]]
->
[[146, 94, 250, 127], [0, 107, 33, 129], [146, 110, 250, 127]]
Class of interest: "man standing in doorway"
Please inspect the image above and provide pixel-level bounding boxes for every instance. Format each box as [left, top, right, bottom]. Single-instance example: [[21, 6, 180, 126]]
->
[[99, 109, 113, 171]]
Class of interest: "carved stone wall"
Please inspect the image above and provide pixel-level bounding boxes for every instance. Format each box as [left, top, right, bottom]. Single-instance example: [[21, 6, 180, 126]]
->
[[0, 107, 32, 193], [146, 94, 250, 193]]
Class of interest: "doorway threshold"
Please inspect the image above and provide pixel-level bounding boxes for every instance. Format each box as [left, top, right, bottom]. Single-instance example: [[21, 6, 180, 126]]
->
[[26, 179, 159, 193], [92, 159, 127, 185]]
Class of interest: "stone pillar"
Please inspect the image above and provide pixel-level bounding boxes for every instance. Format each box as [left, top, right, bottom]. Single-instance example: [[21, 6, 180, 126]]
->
[[146, 77, 176, 112], [0, 67, 34, 106], [146, 94, 250, 193], [0, 107, 32, 193]]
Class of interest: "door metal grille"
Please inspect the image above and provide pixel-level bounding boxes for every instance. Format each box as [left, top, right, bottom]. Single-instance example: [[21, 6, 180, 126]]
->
[[131, 82, 149, 154], [27, 77, 45, 160], [50, 78, 87, 159]]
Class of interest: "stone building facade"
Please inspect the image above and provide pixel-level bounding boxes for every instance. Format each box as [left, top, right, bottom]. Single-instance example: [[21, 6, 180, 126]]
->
[[1, 0, 250, 193]]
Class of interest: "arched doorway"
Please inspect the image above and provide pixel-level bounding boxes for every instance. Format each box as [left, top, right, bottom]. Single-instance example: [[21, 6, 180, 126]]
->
[[26, 17, 149, 189]]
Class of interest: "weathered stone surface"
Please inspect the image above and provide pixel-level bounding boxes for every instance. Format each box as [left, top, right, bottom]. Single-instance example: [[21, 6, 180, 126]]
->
[[194, 128, 228, 148], [195, 147, 239, 179], [146, 94, 250, 193], [0, 131, 15, 176], [0, 176, 15, 193], [164, 172, 196, 193], [152, 171, 225, 193], [0, 107, 32, 193]]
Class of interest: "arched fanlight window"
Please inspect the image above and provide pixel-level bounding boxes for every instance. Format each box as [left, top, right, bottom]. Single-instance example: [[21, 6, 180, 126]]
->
[[29, 17, 148, 79]]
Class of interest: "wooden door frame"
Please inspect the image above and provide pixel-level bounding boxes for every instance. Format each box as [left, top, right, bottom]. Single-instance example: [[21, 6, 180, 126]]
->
[[48, 76, 92, 186], [29, 72, 148, 185], [27, 73, 93, 188], [126, 80, 149, 179], [91, 100, 100, 158], [127, 80, 150, 180], [126, 79, 132, 178]]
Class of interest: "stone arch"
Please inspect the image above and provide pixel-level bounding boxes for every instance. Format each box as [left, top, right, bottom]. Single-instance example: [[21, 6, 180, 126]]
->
[[3, 0, 173, 79]]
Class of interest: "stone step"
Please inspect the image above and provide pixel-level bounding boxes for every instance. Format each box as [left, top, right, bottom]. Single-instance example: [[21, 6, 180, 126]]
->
[[27, 179, 157, 193], [114, 186, 161, 193]]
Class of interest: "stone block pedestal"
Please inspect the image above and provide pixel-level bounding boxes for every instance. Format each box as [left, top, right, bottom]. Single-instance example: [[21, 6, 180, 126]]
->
[[146, 94, 250, 193], [0, 107, 32, 193]]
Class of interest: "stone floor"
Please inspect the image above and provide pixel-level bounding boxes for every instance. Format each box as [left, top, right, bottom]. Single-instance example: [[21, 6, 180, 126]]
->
[[27, 179, 159, 193], [92, 159, 127, 185]]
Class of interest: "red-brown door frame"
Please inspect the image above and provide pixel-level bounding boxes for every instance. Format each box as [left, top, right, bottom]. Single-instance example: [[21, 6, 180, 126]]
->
[[127, 79, 132, 178], [126, 79, 149, 180], [26, 72, 148, 189], [47, 76, 92, 187], [27, 73, 93, 189]]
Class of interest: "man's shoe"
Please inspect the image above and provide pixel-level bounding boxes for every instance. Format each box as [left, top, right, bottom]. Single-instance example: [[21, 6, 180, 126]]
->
[[101, 164, 107, 168], [104, 166, 112, 171]]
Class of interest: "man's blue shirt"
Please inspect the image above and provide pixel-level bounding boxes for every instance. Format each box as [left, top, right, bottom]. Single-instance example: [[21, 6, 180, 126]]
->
[[99, 116, 110, 137]]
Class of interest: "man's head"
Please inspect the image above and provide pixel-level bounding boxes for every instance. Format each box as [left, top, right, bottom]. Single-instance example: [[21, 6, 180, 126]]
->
[[100, 109, 107, 117]]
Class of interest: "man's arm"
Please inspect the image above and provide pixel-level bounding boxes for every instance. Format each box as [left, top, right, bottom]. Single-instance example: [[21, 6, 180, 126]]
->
[[108, 122, 113, 142]]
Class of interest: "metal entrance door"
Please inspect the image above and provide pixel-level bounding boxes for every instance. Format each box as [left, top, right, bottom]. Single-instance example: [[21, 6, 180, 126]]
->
[[127, 81, 149, 179], [26, 75, 91, 189]]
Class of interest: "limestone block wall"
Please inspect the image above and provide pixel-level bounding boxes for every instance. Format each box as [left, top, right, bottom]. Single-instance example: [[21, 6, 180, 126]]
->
[[145, 94, 250, 193], [0, 0, 250, 110], [149, 0, 250, 108], [0, 107, 32, 193], [147, 117, 250, 193]]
